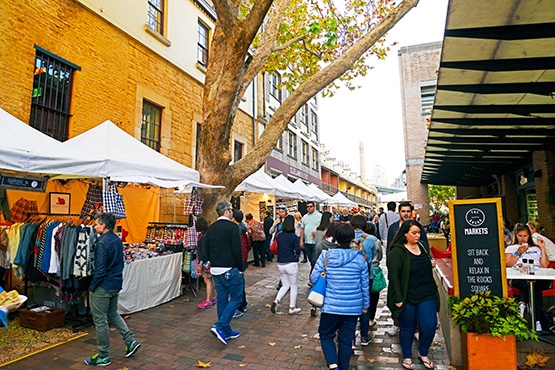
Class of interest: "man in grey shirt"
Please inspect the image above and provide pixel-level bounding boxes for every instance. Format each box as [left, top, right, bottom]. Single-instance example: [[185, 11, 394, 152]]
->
[[379, 201, 400, 248]]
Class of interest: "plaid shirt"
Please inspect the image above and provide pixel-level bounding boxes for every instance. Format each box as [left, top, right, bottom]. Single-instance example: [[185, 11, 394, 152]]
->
[[81, 184, 103, 218], [184, 226, 200, 250]]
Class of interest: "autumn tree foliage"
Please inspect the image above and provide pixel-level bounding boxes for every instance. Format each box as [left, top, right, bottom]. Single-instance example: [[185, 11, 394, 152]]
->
[[198, 0, 420, 218]]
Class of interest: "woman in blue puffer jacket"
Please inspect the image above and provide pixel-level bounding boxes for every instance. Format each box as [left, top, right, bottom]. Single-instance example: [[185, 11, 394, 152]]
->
[[310, 222, 369, 370]]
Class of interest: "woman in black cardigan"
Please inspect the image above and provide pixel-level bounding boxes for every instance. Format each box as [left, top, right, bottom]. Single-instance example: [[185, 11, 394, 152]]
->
[[387, 220, 438, 370]]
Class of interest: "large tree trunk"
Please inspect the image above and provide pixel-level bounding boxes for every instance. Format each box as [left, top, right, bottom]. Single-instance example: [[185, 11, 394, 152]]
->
[[197, 0, 420, 222]]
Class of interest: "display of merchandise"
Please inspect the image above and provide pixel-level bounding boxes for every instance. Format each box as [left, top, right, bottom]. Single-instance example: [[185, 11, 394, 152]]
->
[[124, 242, 178, 263], [526, 193, 538, 221], [145, 224, 188, 241]]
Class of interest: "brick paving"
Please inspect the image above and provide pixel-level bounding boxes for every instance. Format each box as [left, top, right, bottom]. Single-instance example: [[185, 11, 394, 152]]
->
[[5, 260, 555, 369]]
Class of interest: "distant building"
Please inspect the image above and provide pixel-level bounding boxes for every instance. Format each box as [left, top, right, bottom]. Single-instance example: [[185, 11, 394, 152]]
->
[[398, 41, 442, 224], [371, 164, 388, 187]]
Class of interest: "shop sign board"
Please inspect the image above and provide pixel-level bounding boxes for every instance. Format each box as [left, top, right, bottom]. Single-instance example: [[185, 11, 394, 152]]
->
[[0, 172, 47, 193], [449, 198, 507, 298]]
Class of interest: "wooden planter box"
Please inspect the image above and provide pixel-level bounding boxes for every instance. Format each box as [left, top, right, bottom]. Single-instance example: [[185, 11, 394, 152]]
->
[[19, 307, 66, 331], [462, 332, 517, 370]]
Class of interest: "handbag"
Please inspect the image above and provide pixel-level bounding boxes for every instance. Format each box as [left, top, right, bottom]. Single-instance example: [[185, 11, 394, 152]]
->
[[182, 250, 193, 273], [103, 183, 127, 219], [371, 266, 387, 293], [270, 232, 280, 254], [307, 251, 328, 307]]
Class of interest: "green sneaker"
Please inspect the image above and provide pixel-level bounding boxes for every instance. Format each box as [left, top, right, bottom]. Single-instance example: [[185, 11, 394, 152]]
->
[[125, 340, 141, 358], [85, 354, 111, 366]]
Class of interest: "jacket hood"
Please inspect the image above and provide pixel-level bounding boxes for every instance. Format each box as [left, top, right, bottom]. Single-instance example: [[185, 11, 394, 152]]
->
[[324, 248, 361, 268], [320, 239, 337, 249]]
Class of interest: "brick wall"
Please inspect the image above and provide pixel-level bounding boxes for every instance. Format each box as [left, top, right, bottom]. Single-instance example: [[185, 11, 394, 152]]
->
[[534, 150, 555, 238], [398, 42, 442, 225], [0, 0, 253, 223]]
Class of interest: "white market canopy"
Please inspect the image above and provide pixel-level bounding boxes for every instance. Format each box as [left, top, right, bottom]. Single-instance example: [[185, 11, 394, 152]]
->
[[307, 183, 336, 204], [0, 108, 102, 176], [235, 168, 299, 198], [62, 121, 201, 187], [273, 175, 312, 200], [331, 192, 358, 207], [292, 179, 325, 202]]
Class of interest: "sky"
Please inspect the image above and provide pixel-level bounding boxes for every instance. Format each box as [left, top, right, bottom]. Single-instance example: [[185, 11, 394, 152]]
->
[[319, 0, 449, 186]]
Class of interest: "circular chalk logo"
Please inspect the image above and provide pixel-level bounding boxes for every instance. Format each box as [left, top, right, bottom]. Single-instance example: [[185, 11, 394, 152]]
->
[[31, 181, 38, 188], [465, 208, 485, 227]]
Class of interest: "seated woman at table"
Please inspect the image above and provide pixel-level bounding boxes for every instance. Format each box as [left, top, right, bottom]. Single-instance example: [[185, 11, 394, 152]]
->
[[505, 223, 550, 331]]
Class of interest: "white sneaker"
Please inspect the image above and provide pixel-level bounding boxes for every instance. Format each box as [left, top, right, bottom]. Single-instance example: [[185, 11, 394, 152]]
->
[[519, 303, 526, 317], [387, 324, 399, 336], [414, 332, 419, 341], [536, 321, 543, 332], [289, 307, 302, 314]]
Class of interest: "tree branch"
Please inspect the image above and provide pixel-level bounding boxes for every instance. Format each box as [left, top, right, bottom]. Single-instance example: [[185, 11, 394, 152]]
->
[[273, 34, 307, 52], [229, 0, 420, 183], [301, 39, 321, 59], [236, 0, 290, 99], [243, 0, 275, 37]]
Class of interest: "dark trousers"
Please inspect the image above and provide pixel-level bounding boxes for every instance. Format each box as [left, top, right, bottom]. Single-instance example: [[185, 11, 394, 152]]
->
[[319, 313, 358, 370], [358, 279, 373, 339], [368, 291, 380, 320], [240, 264, 248, 311], [265, 237, 273, 261], [252, 240, 266, 266], [304, 243, 316, 272], [511, 279, 551, 320], [398, 299, 437, 359]]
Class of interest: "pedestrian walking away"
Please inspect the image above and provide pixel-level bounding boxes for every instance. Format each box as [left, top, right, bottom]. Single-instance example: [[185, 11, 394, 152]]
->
[[196, 217, 217, 309], [387, 219, 439, 370], [271, 215, 302, 315], [311, 222, 369, 370], [205, 201, 245, 345], [85, 212, 140, 366]]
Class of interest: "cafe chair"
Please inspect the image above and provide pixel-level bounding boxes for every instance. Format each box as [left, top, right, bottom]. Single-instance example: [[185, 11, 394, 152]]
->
[[541, 261, 555, 298], [431, 245, 451, 259]]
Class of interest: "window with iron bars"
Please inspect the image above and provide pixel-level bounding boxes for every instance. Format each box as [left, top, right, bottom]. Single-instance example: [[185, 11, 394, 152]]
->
[[30, 48, 80, 141], [288, 130, 297, 159], [147, 0, 164, 34], [198, 21, 209, 66], [141, 100, 162, 152]]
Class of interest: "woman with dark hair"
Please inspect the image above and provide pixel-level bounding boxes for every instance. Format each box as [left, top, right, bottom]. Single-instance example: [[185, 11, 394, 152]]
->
[[506, 223, 549, 331], [314, 211, 333, 251], [271, 215, 302, 314], [387, 220, 438, 369], [311, 222, 369, 370], [316, 222, 338, 261]]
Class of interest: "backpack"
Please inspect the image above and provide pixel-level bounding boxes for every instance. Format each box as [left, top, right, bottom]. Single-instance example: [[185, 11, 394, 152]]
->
[[240, 229, 251, 264]]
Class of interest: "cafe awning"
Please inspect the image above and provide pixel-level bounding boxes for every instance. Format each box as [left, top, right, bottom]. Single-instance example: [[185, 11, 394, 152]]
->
[[421, 0, 555, 186]]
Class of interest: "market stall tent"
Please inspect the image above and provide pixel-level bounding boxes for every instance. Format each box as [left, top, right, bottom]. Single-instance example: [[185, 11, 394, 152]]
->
[[331, 192, 358, 207], [0, 107, 102, 176], [293, 179, 331, 203], [61, 121, 200, 187], [307, 183, 336, 204], [273, 175, 312, 200]]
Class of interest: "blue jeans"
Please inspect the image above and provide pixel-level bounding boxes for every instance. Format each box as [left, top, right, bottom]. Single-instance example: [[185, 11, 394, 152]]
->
[[89, 287, 135, 357], [213, 268, 244, 336], [358, 279, 373, 339], [398, 299, 437, 359], [319, 313, 358, 370]]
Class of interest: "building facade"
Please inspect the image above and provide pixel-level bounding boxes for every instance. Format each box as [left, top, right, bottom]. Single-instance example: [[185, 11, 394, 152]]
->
[[0, 0, 255, 222], [398, 41, 442, 224]]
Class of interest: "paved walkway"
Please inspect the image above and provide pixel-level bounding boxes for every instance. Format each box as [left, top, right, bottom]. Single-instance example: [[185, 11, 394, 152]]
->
[[10, 259, 555, 369]]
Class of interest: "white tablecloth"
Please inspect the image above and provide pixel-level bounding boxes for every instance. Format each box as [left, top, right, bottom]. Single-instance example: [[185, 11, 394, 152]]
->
[[118, 252, 182, 314]]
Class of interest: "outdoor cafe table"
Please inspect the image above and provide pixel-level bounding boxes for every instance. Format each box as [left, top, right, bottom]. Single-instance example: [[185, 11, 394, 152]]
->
[[506, 267, 555, 345]]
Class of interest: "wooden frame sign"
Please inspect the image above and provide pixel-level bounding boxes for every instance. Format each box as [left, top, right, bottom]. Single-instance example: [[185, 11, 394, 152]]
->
[[449, 198, 507, 297], [49, 192, 71, 214]]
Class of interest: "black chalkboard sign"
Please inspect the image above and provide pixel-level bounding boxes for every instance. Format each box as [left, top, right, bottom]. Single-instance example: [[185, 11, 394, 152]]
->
[[449, 198, 507, 297]]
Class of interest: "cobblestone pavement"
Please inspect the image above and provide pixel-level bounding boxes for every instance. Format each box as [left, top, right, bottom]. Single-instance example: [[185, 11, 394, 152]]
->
[[6, 260, 554, 369]]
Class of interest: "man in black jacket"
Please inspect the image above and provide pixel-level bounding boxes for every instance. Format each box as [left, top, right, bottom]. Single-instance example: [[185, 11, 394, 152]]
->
[[263, 210, 274, 262], [205, 201, 244, 345]]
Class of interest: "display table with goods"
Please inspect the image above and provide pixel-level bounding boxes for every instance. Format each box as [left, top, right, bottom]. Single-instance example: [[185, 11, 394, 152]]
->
[[118, 242, 183, 314]]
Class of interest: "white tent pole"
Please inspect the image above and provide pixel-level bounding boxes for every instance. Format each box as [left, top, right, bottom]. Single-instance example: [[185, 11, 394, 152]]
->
[[173, 191, 176, 223], [243, 192, 246, 211]]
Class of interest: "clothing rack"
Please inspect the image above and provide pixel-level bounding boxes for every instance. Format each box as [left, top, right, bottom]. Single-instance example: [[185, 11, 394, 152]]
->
[[148, 222, 189, 227], [31, 213, 84, 217]]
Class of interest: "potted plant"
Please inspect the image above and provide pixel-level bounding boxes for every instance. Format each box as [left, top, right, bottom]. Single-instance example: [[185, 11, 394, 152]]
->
[[448, 291, 537, 370]]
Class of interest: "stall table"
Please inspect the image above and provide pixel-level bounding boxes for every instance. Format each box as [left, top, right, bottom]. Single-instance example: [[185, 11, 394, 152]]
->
[[118, 252, 182, 314]]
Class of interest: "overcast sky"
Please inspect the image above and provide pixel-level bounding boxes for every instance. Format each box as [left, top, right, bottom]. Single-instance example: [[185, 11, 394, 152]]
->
[[319, 0, 449, 186]]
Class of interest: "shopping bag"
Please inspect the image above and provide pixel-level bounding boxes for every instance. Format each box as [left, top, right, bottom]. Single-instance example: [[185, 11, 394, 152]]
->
[[307, 251, 328, 307], [371, 267, 387, 293], [103, 183, 126, 219], [182, 251, 192, 273]]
